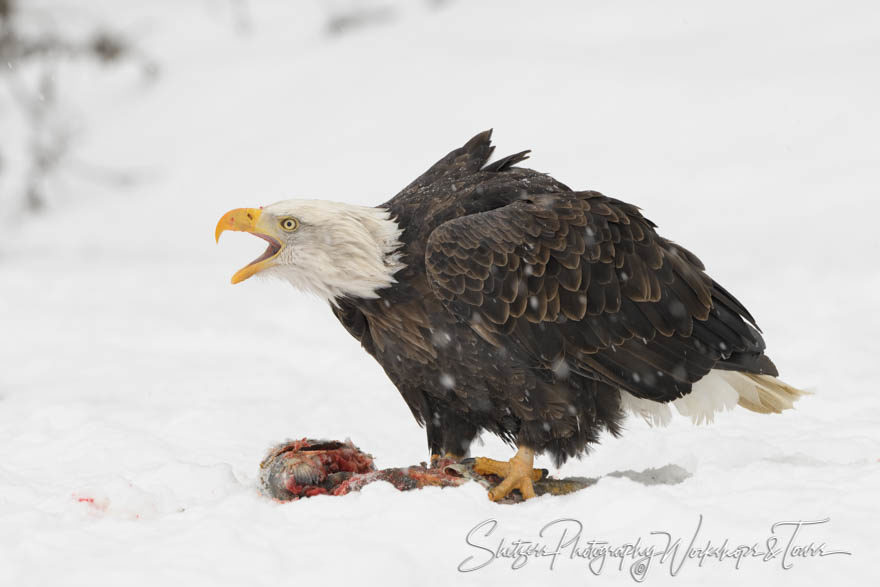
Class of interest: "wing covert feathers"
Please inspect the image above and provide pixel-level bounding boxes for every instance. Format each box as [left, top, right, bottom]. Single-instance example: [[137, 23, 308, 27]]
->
[[425, 191, 775, 402]]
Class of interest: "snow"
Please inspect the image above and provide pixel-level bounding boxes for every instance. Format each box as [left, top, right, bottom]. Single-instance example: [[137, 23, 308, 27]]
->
[[1, 0, 878, 585]]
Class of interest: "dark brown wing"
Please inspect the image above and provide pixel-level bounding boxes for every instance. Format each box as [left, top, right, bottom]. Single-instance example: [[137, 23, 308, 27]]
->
[[425, 191, 774, 402], [392, 130, 496, 198]]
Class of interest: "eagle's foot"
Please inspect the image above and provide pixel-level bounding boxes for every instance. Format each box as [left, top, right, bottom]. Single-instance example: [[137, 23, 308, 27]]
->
[[473, 447, 542, 501]]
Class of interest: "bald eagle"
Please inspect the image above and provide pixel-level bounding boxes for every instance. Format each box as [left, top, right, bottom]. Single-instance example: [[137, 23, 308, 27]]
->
[[216, 131, 804, 501]]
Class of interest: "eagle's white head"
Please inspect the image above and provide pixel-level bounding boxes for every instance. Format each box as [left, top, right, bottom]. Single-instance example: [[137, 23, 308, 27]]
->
[[215, 199, 405, 301]]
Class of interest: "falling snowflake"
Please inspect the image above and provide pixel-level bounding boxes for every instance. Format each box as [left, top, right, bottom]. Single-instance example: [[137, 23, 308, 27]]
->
[[552, 357, 570, 379]]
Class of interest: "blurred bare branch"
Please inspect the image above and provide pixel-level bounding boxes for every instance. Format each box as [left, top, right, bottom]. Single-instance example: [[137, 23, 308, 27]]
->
[[0, 0, 156, 217]]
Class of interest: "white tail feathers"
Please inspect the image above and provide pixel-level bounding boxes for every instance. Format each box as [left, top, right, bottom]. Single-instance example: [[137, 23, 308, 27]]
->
[[719, 371, 809, 414], [619, 370, 808, 427]]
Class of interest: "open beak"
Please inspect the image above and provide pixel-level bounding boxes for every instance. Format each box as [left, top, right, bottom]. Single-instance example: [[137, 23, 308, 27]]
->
[[215, 208, 283, 284]]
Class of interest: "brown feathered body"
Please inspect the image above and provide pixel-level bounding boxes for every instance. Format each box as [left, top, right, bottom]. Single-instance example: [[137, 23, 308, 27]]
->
[[332, 131, 780, 465]]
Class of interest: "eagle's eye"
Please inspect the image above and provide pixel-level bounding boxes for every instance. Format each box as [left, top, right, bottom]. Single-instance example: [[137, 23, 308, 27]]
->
[[280, 217, 299, 232]]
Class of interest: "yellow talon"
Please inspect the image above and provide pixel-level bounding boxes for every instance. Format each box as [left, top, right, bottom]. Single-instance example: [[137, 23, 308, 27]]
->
[[473, 447, 542, 501]]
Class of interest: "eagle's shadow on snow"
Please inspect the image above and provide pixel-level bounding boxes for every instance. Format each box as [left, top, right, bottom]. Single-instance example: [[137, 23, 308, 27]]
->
[[601, 463, 692, 486], [558, 463, 692, 492], [458, 461, 692, 500], [536, 463, 692, 498]]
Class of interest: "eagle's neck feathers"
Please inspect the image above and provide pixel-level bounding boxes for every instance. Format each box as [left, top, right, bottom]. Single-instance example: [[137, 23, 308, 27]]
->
[[267, 201, 405, 302]]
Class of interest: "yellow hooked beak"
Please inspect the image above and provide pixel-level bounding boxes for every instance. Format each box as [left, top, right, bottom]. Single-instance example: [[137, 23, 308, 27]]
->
[[215, 208, 283, 284]]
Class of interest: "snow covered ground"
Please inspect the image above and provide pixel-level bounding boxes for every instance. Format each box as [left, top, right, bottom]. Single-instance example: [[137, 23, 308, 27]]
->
[[1, 0, 878, 585]]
